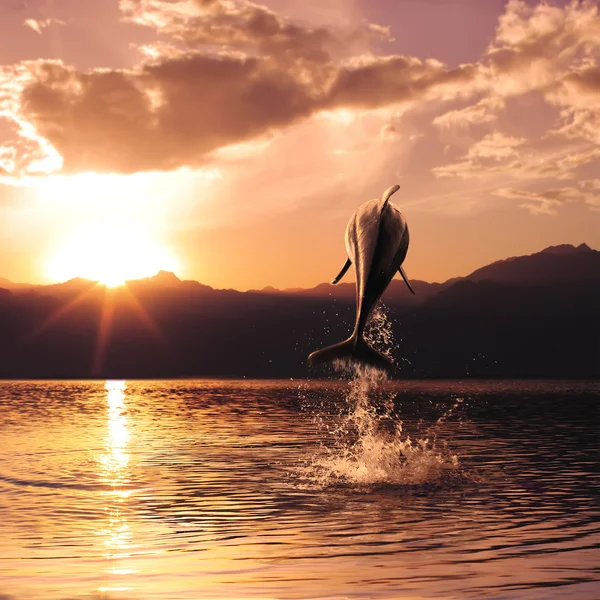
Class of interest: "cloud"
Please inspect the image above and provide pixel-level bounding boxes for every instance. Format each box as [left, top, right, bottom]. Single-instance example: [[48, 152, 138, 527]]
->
[[121, 0, 386, 64], [482, 0, 599, 95], [16, 54, 324, 173], [547, 63, 600, 144], [23, 18, 65, 35], [322, 55, 472, 112], [432, 97, 505, 129], [0, 145, 16, 173], [0, 64, 64, 176], [495, 182, 600, 215], [0, 0, 466, 175], [433, 141, 600, 182], [580, 178, 600, 209], [433, 0, 600, 130], [430, 1, 600, 212], [432, 132, 529, 179], [466, 131, 526, 160], [495, 186, 580, 215], [0, 0, 598, 181]]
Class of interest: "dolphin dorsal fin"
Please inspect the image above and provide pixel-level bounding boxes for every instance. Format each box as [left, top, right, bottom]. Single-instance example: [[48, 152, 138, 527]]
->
[[379, 184, 400, 213]]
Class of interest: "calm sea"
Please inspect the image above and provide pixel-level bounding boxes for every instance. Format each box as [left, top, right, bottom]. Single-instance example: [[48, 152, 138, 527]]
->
[[0, 378, 598, 600]]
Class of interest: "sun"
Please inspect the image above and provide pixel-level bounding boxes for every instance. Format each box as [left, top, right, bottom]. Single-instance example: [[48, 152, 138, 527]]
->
[[47, 223, 179, 287]]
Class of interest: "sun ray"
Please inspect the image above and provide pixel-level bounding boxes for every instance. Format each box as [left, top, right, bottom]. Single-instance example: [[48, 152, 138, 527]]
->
[[92, 285, 168, 376], [92, 288, 117, 376], [19, 281, 169, 377], [20, 282, 101, 346], [120, 285, 168, 343]]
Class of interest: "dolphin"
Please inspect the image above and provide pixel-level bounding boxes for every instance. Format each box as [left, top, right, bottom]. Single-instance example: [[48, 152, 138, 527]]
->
[[307, 184, 414, 373]]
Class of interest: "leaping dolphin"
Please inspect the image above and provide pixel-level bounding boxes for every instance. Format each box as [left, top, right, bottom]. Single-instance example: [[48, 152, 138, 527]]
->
[[307, 184, 414, 374]]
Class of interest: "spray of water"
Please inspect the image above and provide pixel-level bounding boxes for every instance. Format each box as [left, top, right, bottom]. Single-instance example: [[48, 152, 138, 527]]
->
[[364, 305, 397, 365], [305, 305, 461, 487]]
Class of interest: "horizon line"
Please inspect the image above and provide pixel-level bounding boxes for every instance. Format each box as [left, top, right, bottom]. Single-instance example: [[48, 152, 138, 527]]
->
[[0, 241, 595, 293]]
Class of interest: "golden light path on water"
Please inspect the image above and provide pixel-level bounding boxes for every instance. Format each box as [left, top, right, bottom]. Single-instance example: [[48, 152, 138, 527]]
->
[[90, 379, 295, 598], [96, 380, 136, 594]]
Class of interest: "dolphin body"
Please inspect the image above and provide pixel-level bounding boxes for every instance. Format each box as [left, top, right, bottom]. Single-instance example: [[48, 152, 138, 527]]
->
[[307, 184, 414, 373]]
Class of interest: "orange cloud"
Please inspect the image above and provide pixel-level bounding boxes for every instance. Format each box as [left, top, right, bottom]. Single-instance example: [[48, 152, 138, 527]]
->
[[433, 0, 600, 131], [0, 0, 598, 193], [23, 18, 65, 35], [120, 0, 388, 62], [434, 141, 600, 183], [548, 64, 600, 144], [495, 184, 599, 216], [430, 1, 599, 213], [0, 0, 461, 176], [466, 132, 526, 160], [17, 54, 324, 173], [432, 97, 505, 129]]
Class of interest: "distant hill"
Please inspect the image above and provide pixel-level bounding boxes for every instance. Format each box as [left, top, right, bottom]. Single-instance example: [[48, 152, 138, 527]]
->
[[4, 244, 599, 301], [0, 277, 33, 291], [254, 243, 600, 298], [0, 244, 598, 379], [466, 243, 600, 285]]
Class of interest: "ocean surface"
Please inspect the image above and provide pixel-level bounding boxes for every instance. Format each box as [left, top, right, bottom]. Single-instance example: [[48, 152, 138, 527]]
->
[[0, 378, 598, 600]]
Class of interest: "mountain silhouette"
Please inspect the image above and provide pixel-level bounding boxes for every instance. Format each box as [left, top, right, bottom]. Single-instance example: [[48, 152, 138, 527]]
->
[[466, 243, 599, 285], [0, 277, 33, 291], [0, 244, 598, 379]]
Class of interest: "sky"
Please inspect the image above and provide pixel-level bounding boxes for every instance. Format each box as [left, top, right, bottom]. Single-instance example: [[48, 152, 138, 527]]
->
[[0, 0, 599, 290]]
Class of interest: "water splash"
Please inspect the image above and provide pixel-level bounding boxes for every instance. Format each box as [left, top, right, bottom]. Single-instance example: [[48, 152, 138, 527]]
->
[[305, 305, 461, 487], [363, 304, 396, 365], [310, 369, 460, 487]]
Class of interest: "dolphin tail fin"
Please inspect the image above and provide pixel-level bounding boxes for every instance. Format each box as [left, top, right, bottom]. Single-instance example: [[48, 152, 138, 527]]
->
[[379, 184, 401, 212], [307, 336, 393, 374], [331, 258, 352, 284], [399, 265, 415, 295]]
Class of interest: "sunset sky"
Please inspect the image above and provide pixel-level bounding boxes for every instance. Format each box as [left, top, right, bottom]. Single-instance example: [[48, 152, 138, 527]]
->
[[0, 0, 599, 290]]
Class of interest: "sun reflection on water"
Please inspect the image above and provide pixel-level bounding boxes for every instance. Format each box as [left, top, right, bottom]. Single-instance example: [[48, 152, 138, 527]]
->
[[97, 380, 136, 590], [102, 380, 129, 476]]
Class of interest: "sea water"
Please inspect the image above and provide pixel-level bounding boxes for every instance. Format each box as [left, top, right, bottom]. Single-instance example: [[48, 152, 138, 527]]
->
[[0, 377, 598, 600]]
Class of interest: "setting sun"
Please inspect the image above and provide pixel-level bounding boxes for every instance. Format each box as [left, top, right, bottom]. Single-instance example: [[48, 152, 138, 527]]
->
[[47, 224, 179, 287]]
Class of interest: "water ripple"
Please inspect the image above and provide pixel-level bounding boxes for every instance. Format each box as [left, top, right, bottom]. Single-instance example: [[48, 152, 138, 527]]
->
[[0, 379, 598, 599]]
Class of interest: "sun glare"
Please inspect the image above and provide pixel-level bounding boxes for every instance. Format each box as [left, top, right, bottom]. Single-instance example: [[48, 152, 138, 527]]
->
[[47, 224, 179, 287]]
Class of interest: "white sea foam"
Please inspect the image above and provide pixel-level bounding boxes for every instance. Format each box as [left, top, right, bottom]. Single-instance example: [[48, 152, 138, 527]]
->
[[306, 306, 461, 487], [311, 369, 460, 486]]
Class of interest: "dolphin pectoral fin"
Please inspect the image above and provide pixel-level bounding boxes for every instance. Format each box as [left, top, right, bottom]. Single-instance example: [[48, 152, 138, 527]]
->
[[331, 258, 352, 284], [399, 265, 415, 295]]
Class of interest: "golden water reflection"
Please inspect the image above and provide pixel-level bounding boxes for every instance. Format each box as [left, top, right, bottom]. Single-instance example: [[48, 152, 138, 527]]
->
[[97, 380, 136, 591], [1, 380, 598, 599]]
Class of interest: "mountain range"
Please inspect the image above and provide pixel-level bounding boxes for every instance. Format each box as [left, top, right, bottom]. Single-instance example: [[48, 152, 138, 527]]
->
[[0, 243, 598, 379]]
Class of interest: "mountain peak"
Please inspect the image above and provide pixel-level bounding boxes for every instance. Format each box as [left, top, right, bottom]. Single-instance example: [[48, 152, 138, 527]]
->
[[47, 277, 97, 289], [540, 243, 592, 255], [144, 270, 181, 286], [466, 242, 599, 285]]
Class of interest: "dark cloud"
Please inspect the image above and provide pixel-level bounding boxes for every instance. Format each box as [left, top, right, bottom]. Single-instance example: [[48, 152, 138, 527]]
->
[[20, 52, 321, 172], [121, 0, 385, 63], [323, 56, 465, 111], [0, 0, 468, 174], [567, 65, 600, 93], [14, 26, 454, 174]]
